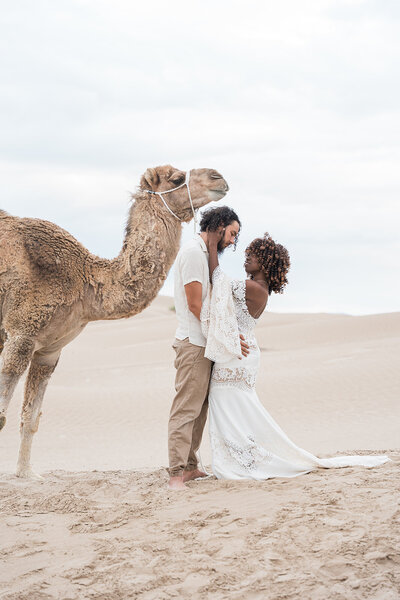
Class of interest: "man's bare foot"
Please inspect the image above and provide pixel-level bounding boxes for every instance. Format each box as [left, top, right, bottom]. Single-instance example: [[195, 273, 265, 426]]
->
[[182, 469, 209, 483], [168, 475, 186, 490]]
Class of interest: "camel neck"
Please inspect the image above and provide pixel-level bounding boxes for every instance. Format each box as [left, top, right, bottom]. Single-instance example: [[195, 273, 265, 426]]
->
[[88, 197, 181, 321]]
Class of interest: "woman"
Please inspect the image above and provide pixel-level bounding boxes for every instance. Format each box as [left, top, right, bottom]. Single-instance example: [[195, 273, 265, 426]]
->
[[201, 228, 389, 480]]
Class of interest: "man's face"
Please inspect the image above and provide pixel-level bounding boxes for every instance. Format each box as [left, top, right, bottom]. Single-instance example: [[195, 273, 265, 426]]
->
[[218, 220, 240, 253]]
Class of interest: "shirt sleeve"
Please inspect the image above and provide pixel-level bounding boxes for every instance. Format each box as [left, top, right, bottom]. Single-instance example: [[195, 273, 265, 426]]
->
[[201, 265, 242, 362], [180, 248, 205, 286]]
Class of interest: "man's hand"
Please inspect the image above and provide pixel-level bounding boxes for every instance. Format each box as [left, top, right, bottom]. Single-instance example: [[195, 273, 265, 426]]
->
[[239, 334, 249, 358]]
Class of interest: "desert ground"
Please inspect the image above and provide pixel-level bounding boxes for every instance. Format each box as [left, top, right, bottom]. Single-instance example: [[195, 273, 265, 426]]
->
[[1, 297, 399, 599]]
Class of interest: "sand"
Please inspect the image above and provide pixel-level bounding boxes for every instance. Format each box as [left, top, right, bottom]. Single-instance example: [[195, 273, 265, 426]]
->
[[1, 299, 399, 598]]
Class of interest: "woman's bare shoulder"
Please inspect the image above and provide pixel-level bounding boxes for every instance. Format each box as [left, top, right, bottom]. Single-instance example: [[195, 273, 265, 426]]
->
[[245, 279, 268, 299], [245, 279, 268, 315]]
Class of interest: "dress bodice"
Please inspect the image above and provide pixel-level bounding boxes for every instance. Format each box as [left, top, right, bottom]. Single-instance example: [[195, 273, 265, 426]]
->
[[231, 279, 258, 339], [205, 267, 260, 391], [201, 266, 259, 364]]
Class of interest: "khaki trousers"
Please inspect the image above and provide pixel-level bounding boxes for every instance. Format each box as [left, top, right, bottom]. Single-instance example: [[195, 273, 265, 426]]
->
[[168, 338, 212, 477]]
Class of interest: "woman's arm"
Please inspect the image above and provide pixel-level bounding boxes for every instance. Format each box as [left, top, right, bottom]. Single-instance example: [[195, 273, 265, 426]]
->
[[206, 227, 250, 357], [207, 227, 224, 282]]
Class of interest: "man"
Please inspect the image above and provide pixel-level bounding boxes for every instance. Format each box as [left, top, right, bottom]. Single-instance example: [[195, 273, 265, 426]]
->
[[168, 206, 247, 490]]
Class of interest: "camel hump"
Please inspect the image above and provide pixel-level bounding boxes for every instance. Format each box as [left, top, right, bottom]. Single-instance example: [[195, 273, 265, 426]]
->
[[0, 210, 9, 217], [22, 219, 87, 275], [24, 237, 66, 272]]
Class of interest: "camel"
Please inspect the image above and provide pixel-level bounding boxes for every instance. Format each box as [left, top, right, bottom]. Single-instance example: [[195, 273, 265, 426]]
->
[[0, 165, 228, 479]]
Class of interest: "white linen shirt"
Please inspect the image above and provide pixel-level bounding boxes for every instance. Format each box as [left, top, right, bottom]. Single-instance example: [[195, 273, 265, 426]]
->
[[174, 235, 210, 347]]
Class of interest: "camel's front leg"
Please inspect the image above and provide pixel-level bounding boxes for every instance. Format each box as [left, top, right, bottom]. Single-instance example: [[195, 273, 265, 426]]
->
[[16, 351, 60, 479], [0, 336, 35, 430]]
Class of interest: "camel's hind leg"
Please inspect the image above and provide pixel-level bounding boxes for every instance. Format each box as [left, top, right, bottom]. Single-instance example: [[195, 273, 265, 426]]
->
[[0, 336, 35, 430], [16, 351, 60, 479]]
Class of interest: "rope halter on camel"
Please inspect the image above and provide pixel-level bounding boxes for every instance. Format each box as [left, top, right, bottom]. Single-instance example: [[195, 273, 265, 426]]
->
[[143, 170, 197, 233]]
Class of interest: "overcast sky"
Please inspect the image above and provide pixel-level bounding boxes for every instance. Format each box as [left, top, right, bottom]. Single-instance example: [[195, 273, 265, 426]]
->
[[1, 0, 399, 314]]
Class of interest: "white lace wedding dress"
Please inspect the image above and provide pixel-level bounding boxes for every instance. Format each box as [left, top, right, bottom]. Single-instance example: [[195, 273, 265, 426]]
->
[[201, 266, 390, 480]]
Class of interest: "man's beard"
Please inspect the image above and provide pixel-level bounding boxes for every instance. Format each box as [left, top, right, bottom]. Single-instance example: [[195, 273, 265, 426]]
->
[[217, 239, 226, 254]]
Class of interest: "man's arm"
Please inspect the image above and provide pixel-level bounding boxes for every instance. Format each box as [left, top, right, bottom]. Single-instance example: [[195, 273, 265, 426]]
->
[[184, 281, 202, 320]]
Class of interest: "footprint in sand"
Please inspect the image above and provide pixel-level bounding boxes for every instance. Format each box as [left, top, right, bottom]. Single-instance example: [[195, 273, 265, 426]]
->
[[319, 560, 356, 581]]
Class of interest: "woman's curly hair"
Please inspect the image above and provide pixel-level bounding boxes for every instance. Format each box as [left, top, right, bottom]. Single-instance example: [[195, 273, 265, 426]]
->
[[199, 206, 241, 250], [246, 232, 290, 294]]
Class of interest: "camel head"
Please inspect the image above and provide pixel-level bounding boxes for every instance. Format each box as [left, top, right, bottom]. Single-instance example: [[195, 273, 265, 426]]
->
[[139, 165, 229, 222]]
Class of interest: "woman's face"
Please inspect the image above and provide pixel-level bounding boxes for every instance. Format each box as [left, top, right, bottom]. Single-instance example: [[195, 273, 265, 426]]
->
[[244, 251, 261, 275]]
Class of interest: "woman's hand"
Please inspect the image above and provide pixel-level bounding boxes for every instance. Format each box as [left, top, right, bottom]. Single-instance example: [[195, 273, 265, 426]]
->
[[206, 226, 224, 281], [207, 225, 225, 249]]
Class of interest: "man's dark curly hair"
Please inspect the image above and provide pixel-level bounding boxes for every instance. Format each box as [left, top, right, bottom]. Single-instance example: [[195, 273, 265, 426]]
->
[[246, 232, 290, 294], [199, 206, 241, 250]]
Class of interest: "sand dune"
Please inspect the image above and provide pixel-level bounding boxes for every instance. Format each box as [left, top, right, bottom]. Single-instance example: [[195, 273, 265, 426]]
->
[[0, 299, 398, 473], [1, 300, 399, 598]]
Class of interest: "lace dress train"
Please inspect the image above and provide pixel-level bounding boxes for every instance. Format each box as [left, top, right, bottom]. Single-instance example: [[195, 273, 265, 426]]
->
[[201, 267, 390, 480]]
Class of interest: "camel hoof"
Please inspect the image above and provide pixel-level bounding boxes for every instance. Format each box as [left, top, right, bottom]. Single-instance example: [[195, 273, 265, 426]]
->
[[0, 414, 5, 430], [16, 468, 44, 481]]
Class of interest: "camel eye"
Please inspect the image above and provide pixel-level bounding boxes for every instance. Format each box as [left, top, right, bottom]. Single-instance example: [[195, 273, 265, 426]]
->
[[169, 172, 185, 185]]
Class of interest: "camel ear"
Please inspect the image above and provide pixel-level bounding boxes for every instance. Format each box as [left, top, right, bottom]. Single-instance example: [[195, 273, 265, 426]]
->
[[141, 168, 160, 190]]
